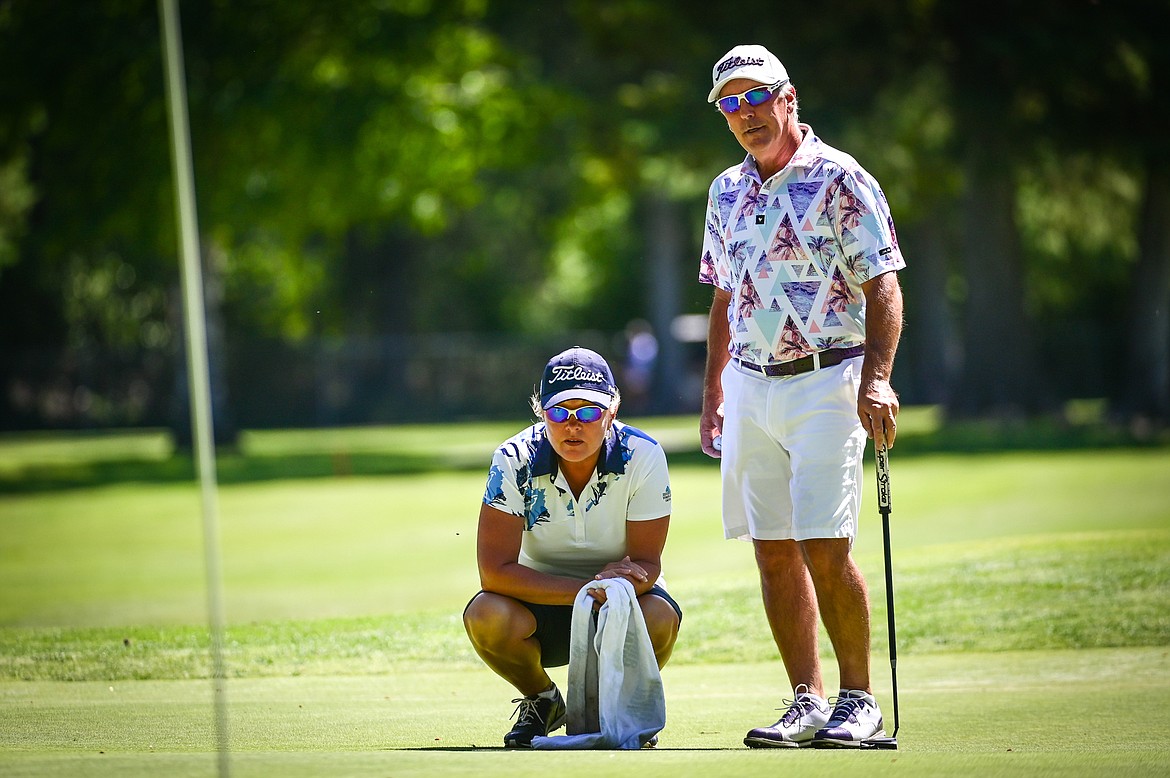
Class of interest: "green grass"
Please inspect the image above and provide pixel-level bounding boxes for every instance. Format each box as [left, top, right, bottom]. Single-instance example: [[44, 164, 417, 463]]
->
[[3, 650, 1169, 776], [4, 527, 1166, 682], [0, 416, 706, 491], [2, 404, 1162, 492], [2, 413, 1169, 775]]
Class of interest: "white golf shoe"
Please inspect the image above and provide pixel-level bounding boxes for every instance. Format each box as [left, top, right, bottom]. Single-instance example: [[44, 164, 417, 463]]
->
[[812, 690, 886, 747], [744, 685, 831, 748]]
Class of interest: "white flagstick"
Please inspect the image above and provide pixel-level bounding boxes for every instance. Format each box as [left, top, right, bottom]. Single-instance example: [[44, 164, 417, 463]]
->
[[158, 0, 230, 772]]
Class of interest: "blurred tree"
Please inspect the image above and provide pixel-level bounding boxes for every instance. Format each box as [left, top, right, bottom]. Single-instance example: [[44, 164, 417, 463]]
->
[[1, 0, 1162, 431], [853, 0, 1163, 422], [918, 0, 1071, 418], [840, 66, 963, 406], [522, 0, 724, 411], [184, 0, 575, 337], [921, 0, 1170, 425], [0, 0, 585, 432], [1094, 4, 1170, 427], [0, 152, 35, 275], [0, 0, 177, 429]]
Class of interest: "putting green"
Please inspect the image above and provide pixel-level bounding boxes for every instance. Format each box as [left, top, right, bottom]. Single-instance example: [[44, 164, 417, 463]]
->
[[2, 648, 1168, 777], [3, 428, 1168, 776]]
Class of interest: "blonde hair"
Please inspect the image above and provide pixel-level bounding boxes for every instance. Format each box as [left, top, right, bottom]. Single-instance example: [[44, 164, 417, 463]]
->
[[780, 81, 799, 123]]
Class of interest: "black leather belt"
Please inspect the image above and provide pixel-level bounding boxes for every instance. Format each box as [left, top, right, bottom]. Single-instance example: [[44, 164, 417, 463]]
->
[[736, 345, 865, 377]]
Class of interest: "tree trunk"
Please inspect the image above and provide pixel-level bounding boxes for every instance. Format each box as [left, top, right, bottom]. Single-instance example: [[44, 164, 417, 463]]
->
[[170, 240, 237, 450], [1115, 155, 1170, 426], [947, 142, 1050, 419], [645, 195, 686, 414], [901, 214, 959, 406]]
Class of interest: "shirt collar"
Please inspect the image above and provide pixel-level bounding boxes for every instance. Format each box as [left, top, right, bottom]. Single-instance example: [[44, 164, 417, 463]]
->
[[530, 430, 558, 478], [529, 423, 626, 479], [598, 424, 626, 476], [739, 123, 820, 181]]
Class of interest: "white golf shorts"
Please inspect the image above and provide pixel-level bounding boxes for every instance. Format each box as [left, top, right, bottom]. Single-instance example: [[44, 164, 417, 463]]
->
[[718, 356, 867, 542]]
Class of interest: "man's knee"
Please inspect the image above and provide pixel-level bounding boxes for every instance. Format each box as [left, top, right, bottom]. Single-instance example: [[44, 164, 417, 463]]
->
[[799, 537, 853, 577], [753, 539, 804, 580], [754, 537, 801, 562]]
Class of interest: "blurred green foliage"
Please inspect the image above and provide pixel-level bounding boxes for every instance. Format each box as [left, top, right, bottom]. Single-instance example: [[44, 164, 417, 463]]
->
[[0, 0, 1166, 427]]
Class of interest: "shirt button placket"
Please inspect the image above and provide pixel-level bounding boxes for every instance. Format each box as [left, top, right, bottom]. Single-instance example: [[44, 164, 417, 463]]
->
[[568, 496, 582, 542]]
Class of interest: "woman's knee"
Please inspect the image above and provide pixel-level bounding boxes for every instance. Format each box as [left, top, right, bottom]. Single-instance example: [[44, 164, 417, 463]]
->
[[463, 592, 533, 647], [639, 594, 680, 660]]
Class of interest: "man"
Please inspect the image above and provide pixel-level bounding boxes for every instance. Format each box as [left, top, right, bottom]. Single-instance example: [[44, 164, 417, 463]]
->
[[463, 347, 681, 748], [697, 44, 905, 748]]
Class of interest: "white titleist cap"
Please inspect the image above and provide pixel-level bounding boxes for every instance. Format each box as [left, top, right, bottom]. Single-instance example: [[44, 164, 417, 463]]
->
[[708, 44, 789, 102]]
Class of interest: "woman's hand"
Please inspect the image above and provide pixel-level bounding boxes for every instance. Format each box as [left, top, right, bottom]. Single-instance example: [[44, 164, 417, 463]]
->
[[587, 556, 649, 605], [596, 555, 649, 583]]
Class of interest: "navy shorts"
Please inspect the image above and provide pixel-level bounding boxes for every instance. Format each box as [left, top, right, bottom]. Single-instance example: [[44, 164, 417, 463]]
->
[[466, 585, 683, 668]]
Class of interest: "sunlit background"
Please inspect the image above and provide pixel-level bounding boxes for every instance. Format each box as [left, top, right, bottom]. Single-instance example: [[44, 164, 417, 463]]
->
[[1, 0, 1165, 440]]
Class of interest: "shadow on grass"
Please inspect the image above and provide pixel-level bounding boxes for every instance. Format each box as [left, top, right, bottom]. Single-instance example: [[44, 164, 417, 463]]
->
[[1, 416, 1165, 494], [0, 450, 464, 494], [389, 746, 742, 752]]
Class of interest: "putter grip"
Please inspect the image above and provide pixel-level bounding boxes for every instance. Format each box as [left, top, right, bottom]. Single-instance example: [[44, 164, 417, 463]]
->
[[876, 445, 891, 513]]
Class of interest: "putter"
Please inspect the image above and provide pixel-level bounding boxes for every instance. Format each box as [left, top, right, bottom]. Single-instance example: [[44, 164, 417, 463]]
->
[[862, 442, 900, 750]]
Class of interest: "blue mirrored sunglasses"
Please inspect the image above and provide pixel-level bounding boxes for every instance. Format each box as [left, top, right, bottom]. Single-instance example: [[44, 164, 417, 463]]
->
[[545, 405, 606, 424], [716, 80, 787, 114]]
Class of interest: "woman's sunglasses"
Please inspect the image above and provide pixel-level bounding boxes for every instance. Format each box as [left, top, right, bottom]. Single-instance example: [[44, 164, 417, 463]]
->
[[545, 405, 606, 424], [716, 81, 787, 114]]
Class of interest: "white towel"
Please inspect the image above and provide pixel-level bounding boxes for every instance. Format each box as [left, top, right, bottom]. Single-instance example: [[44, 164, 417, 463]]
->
[[531, 577, 666, 750]]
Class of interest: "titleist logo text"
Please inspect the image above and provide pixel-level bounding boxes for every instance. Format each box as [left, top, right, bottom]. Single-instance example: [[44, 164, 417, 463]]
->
[[717, 55, 765, 77], [551, 365, 606, 384]]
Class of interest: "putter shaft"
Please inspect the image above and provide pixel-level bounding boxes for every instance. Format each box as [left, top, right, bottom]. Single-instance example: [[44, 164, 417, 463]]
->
[[876, 444, 900, 743]]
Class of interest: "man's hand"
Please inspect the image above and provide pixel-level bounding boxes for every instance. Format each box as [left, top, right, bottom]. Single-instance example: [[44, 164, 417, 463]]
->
[[700, 402, 725, 459], [859, 379, 899, 449]]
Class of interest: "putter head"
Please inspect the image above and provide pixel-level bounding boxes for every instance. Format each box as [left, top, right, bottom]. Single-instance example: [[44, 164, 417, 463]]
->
[[861, 736, 898, 750]]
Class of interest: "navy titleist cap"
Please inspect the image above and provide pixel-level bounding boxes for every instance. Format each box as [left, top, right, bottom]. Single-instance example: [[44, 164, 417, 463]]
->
[[539, 347, 617, 409]]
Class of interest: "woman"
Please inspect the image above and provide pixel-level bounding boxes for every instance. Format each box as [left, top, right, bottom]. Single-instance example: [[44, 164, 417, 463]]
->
[[463, 346, 681, 748]]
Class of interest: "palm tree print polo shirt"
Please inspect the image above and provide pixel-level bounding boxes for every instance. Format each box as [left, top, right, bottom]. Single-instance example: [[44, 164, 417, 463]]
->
[[699, 124, 906, 365]]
